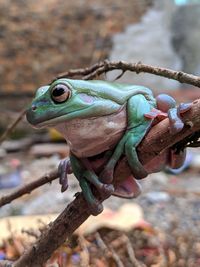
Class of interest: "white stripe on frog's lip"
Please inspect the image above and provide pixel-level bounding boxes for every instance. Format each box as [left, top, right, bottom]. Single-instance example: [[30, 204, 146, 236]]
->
[[32, 114, 73, 128], [32, 103, 124, 128], [31, 105, 95, 128], [31, 104, 92, 128]]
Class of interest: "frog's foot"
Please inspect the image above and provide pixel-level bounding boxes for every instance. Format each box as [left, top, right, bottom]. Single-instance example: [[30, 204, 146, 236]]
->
[[156, 94, 192, 134], [58, 158, 72, 192], [79, 179, 103, 216]]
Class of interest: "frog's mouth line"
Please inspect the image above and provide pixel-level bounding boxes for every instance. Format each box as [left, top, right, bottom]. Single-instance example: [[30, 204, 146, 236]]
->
[[30, 110, 88, 128], [27, 104, 95, 128], [28, 104, 125, 129]]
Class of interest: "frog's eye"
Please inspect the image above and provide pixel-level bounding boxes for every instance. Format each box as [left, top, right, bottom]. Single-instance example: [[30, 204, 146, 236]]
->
[[51, 84, 71, 103]]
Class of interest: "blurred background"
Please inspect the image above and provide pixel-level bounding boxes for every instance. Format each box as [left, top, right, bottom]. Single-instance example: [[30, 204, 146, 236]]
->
[[0, 0, 200, 266]]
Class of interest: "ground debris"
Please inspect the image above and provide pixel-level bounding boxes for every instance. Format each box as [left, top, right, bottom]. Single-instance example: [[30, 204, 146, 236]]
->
[[0, 221, 200, 267]]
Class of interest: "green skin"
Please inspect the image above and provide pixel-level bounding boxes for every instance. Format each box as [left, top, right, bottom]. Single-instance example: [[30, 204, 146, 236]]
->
[[26, 79, 190, 215]]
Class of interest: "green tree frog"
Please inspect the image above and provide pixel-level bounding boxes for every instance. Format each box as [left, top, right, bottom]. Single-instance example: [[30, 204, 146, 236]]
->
[[26, 79, 191, 215]]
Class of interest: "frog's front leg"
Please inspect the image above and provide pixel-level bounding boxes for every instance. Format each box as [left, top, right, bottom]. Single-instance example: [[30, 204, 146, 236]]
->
[[124, 95, 155, 179], [100, 94, 154, 183], [70, 154, 114, 215], [100, 134, 128, 183]]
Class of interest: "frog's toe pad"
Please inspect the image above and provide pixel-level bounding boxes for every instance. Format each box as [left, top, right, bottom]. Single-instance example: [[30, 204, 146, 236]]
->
[[169, 120, 184, 134], [113, 176, 141, 199], [178, 103, 192, 114], [58, 158, 72, 192], [89, 201, 103, 216], [100, 184, 115, 198], [61, 180, 69, 193]]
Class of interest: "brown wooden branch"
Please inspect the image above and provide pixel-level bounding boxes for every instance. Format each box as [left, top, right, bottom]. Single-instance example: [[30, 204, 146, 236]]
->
[[0, 169, 58, 208], [6, 98, 199, 267], [55, 60, 200, 88]]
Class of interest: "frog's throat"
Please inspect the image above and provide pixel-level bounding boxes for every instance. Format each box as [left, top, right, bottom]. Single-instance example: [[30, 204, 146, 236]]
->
[[54, 106, 127, 158]]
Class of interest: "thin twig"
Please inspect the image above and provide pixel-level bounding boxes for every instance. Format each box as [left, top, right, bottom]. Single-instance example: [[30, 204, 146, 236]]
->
[[0, 169, 58, 208], [78, 235, 90, 267], [122, 235, 146, 267], [0, 108, 27, 144], [109, 246, 125, 267], [95, 232, 125, 267], [154, 231, 168, 267], [95, 232, 107, 252], [54, 62, 103, 81], [55, 60, 200, 88]]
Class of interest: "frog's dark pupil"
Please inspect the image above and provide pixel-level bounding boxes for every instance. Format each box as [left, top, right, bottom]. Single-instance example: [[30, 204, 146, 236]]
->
[[53, 87, 65, 97]]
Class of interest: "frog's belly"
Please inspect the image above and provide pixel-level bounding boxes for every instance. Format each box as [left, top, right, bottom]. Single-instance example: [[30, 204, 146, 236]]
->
[[55, 108, 127, 158]]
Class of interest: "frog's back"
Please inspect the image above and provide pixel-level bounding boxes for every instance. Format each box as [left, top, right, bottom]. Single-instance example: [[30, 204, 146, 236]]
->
[[65, 79, 154, 105]]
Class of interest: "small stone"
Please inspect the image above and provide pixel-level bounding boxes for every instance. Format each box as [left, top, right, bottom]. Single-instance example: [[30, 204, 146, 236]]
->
[[145, 191, 170, 203]]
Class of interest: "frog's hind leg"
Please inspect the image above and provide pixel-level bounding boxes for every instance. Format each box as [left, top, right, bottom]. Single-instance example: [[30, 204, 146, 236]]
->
[[124, 94, 154, 179], [79, 179, 103, 215], [70, 154, 113, 215]]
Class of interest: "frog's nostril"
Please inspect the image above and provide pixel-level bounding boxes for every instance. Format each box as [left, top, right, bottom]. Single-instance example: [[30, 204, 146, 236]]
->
[[32, 105, 37, 111]]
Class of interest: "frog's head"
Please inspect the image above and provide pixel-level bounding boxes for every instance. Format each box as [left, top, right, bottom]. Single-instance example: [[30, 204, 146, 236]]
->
[[26, 79, 100, 128]]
